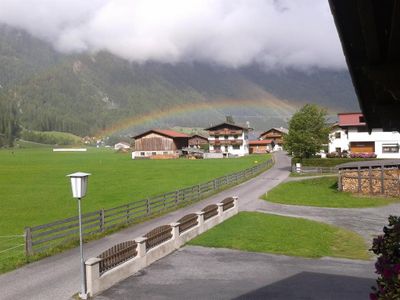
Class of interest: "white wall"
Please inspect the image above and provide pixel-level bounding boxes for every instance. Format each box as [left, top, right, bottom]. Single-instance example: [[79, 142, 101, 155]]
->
[[208, 131, 249, 156], [329, 127, 400, 158]]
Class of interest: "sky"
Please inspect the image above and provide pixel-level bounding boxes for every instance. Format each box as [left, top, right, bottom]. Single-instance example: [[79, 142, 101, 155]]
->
[[0, 0, 345, 70]]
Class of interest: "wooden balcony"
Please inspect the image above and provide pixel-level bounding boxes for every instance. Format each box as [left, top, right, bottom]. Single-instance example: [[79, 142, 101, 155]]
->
[[209, 139, 243, 145], [209, 129, 243, 136]]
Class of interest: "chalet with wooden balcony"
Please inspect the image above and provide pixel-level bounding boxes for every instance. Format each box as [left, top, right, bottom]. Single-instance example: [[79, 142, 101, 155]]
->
[[205, 122, 251, 156], [132, 129, 189, 159], [188, 134, 209, 149], [259, 127, 288, 150]]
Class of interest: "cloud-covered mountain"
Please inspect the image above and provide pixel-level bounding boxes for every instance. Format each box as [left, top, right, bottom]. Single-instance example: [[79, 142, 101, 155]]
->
[[0, 25, 358, 137]]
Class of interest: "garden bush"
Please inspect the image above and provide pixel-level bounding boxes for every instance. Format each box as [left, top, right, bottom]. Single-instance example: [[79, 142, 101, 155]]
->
[[370, 216, 400, 300]]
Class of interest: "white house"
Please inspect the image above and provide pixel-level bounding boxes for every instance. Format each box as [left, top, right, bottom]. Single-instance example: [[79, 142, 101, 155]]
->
[[205, 122, 251, 157], [329, 113, 400, 158]]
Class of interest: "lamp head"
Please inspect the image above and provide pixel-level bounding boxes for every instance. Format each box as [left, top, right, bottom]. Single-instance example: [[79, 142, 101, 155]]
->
[[67, 172, 91, 199]]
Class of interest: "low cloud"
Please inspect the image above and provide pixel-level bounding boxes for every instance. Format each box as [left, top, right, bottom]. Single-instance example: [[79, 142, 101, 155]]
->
[[0, 0, 345, 70]]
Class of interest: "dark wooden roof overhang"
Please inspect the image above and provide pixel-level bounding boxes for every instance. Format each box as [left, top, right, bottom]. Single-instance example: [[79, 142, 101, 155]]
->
[[329, 0, 400, 130]]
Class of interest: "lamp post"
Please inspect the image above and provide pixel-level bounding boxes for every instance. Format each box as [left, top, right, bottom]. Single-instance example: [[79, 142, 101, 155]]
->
[[67, 172, 91, 300]]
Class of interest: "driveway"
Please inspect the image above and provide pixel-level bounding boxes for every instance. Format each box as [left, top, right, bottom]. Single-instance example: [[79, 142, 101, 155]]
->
[[96, 246, 375, 300], [0, 152, 291, 300]]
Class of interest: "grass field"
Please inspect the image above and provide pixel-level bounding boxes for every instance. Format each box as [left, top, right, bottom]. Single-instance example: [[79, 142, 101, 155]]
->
[[0, 147, 270, 237], [189, 212, 370, 260], [264, 177, 397, 208]]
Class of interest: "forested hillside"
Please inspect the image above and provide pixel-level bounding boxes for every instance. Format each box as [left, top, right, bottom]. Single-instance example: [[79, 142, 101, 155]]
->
[[0, 25, 359, 141]]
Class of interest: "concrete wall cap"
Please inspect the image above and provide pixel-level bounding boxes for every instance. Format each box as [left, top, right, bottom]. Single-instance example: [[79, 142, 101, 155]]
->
[[216, 203, 224, 207], [85, 257, 102, 266], [196, 211, 205, 215], [170, 222, 180, 227], [135, 237, 148, 243]]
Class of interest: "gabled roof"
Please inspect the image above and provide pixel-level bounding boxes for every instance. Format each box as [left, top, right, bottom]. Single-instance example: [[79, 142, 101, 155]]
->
[[204, 122, 251, 131], [132, 129, 189, 139], [249, 139, 273, 145], [190, 134, 209, 140], [259, 127, 288, 137], [338, 113, 366, 127]]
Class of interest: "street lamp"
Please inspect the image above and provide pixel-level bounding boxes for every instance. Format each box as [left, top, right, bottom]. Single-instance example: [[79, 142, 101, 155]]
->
[[67, 172, 91, 300]]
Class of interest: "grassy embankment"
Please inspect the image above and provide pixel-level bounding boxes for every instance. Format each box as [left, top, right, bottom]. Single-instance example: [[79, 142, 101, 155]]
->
[[264, 177, 398, 208], [0, 147, 270, 273], [189, 212, 370, 260]]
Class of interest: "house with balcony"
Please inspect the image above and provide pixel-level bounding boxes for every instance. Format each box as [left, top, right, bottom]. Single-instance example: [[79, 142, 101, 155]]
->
[[259, 127, 288, 151], [205, 122, 251, 157], [329, 113, 400, 158]]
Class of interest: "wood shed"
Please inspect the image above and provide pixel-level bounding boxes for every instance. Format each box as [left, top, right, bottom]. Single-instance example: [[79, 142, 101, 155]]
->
[[337, 160, 400, 197]]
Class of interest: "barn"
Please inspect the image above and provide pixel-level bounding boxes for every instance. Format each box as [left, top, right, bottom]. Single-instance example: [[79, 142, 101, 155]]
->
[[249, 140, 273, 154], [132, 129, 189, 159]]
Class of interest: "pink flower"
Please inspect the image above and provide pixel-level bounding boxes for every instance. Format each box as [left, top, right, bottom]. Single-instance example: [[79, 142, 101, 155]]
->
[[369, 292, 378, 300]]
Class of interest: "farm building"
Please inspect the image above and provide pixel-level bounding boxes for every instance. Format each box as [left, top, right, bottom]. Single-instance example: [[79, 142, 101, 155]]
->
[[259, 127, 288, 151], [205, 122, 251, 157], [132, 129, 189, 159], [337, 160, 400, 197], [329, 113, 400, 158], [188, 134, 209, 149], [249, 140, 273, 154]]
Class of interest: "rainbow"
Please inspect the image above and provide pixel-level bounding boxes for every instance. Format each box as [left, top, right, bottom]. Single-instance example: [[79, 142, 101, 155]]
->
[[96, 98, 299, 137]]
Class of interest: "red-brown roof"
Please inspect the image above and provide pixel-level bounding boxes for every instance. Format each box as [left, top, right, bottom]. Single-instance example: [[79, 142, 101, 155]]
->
[[338, 113, 366, 127], [249, 139, 273, 145], [132, 129, 189, 139]]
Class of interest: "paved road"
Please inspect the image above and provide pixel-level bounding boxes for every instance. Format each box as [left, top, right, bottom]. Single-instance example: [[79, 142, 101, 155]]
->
[[0, 152, 291, 300], [96, 246, 375, 300]]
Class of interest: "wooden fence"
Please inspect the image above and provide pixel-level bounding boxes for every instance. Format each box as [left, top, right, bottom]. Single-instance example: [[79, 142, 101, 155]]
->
[[291, 165, 337, 174], [24, 158, 273, 256]]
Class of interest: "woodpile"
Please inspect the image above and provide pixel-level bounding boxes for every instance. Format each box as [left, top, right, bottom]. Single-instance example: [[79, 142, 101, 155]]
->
[[340, 168, 400, 197]]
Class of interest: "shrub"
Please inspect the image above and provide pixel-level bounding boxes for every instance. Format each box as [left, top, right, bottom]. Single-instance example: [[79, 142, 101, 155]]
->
[[350, 152, 377, 159], [370, 216, 400, 300]]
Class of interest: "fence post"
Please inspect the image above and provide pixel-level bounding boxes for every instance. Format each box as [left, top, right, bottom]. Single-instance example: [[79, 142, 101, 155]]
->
[[357, 166, 362, 193], [176, 190, 180, 205], [369, 166, 373, 194], [196, 211, 205, 234], [213, 179, 217, 191], [197, 184, 200, 201], [146, 199, 151, 215], [136, 237, 148, 258], [100, 209, 105, 232], [126, 204, 130, 224], [24, 227, 33, 256]]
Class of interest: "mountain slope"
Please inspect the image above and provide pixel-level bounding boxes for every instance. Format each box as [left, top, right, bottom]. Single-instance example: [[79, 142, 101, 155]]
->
[[0, 25, 359, 137]]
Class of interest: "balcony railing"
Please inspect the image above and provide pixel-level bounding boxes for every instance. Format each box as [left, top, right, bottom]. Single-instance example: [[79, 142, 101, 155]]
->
[[209, 130, 243, 136], [210, 139, 243, 145]]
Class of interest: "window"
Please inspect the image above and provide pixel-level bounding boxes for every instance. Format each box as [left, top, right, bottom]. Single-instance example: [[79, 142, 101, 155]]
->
[[163, 151, 168, 155], [140, 152, 145, 156], [224, 135, 228, 140], [152, 152, 157, 156], [382, 144, 399, 153], [233, 145, 240, 150], [359, 116, 365, 123], [335, 132, 341, 139], [335, 147, 341, 153], [234, 135, 238, 139]]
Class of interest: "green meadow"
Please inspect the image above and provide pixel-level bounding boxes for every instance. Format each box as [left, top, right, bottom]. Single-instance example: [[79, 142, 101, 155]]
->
[[0, 147, 270, 236]]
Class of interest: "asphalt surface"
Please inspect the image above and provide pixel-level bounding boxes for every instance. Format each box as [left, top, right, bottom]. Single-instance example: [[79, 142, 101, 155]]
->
[[96, 246, 375, 300], [0, 152, 291, 300]]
